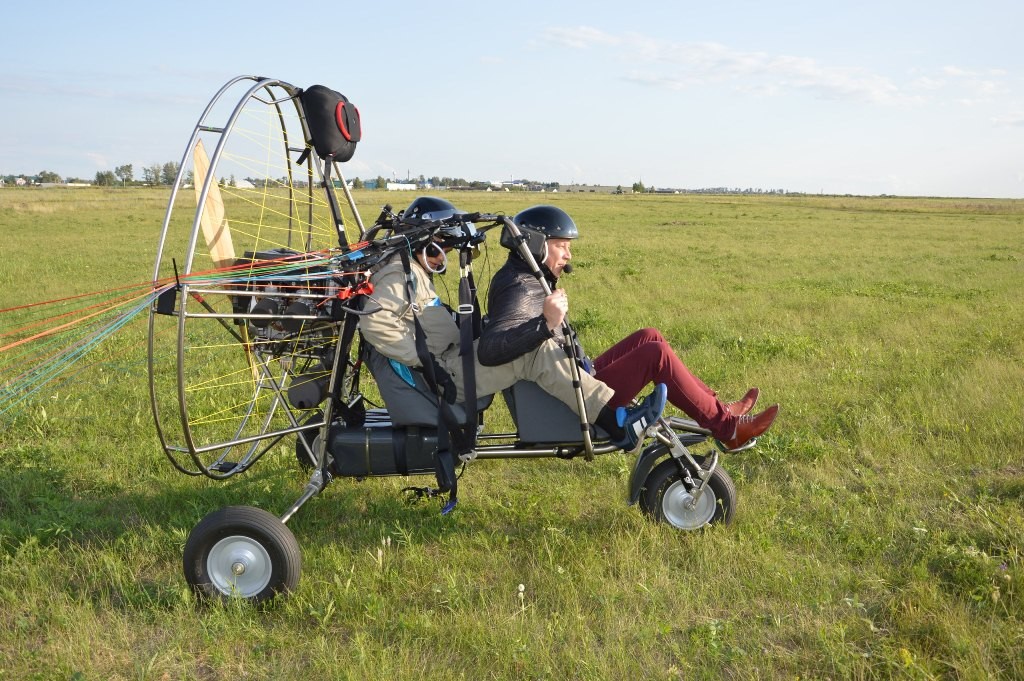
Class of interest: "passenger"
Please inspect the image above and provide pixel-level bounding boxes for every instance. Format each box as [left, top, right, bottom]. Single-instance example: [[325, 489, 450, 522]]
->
[[358, 197, 666, 451], [478, 205, 779, 450]]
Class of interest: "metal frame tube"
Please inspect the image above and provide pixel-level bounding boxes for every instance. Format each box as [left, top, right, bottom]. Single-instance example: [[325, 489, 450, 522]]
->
[[148, 76, 303, 472]]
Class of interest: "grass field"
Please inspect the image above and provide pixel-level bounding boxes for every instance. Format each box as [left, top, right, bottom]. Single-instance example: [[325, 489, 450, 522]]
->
[[1, 186, 1022, 679]]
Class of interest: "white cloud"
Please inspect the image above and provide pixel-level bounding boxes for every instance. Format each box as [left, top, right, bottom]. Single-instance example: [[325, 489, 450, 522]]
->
[[85, 152, 109, 169], [767, 55, 902, 103], [938, 66, 1012, 104], [544, 28, 907, 104], [993, 113, 1024, 127], [909, 76, 945, 91], [541, 26, 621, 50], [977, 81, 999, 95], [623, 72, 704, 91], [942, 65, 974, 77]]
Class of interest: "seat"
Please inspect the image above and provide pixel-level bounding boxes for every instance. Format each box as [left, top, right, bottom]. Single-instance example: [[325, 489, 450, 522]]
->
[[502, 381, 608, 444], [364, 344, 492, 427]]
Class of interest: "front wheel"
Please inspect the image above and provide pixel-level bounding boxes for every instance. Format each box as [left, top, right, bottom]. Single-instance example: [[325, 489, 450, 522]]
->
[[639, 457, 736, 529], [183, 505, 301, 604]]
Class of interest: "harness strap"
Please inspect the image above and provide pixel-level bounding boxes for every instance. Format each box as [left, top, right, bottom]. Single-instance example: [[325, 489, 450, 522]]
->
[[396, 249, 475, 452], [397, 248, 475, 510], [458, 249, 479, 448], [410, 312, 473, 456]]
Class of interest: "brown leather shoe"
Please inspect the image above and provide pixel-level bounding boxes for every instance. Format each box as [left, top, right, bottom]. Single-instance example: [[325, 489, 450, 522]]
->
[[725, 387, 759, 416], [720, 403, 779, 450]]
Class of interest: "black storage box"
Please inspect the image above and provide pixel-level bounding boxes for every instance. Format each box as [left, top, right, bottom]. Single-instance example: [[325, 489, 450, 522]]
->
[[327, 421, 439, 477]]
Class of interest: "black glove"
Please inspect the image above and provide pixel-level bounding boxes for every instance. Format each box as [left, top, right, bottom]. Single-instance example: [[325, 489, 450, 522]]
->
[[429, 357, 458, 404]]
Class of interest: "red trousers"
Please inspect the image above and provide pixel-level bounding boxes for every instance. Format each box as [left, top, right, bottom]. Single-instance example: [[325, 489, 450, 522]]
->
[[593, 328, 736, 441]]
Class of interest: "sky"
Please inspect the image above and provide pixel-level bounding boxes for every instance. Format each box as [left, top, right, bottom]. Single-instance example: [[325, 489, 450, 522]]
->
[[3, 0, 1023, 198]]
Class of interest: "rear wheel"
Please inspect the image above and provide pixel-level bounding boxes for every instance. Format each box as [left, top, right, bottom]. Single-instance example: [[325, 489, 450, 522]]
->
[[639, 456, 736, 529], [183, 505, 301, 604]]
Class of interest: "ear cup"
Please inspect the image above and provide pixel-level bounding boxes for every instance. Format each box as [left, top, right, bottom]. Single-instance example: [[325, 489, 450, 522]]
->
[[499, 225, 547, 265], [419, 242, 448, 273]]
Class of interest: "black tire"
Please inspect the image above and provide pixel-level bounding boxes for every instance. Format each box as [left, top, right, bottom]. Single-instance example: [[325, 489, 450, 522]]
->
[[183, 505, 301, 604], [639, 454, 737, 529]]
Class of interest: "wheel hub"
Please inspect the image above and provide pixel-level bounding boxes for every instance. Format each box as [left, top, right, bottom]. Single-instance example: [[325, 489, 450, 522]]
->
[[207, 535, 273, 597], [661, 480, 716, 530]]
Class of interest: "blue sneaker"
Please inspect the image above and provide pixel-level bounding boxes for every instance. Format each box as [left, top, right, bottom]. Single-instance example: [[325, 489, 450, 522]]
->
[[613, 383, 668, 452]]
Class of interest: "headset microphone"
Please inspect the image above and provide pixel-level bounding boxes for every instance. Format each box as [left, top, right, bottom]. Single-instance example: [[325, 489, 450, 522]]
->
[[562, 263, 574, 274]]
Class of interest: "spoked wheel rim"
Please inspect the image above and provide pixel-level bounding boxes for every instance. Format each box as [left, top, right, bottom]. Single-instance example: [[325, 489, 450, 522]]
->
[[206, 534, 274, 598], [660, 479, 717, 530]]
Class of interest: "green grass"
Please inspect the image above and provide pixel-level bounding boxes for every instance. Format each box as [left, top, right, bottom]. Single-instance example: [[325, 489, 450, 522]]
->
[[1, 187, 1023, 679]]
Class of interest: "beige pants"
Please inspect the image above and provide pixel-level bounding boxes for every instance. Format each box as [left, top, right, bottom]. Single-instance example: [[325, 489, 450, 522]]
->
[[440, 338, 613, 424]]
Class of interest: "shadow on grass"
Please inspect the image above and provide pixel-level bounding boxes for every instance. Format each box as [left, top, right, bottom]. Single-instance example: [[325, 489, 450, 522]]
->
[[0, 440, 712, 571], [0, 447, 598, 558]]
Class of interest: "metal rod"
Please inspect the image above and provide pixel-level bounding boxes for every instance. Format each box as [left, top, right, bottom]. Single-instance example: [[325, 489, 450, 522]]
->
[[187, 420, 321, 455], [280, 469, 326, 525], [333, 160, 366, 236], [183, 312, 322, 321], [184, 289, 335, 300]]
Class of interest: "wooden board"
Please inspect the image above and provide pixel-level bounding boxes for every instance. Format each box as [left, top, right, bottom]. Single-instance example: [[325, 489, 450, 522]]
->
[[192, 139, 235, 268]]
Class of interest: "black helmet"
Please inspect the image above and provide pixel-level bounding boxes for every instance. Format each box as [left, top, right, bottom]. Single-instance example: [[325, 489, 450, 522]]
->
[[512, 205, 579, 240], [501, 204, 578, 263], [400, 196, 460, 223], [400, 196, 478, 251]]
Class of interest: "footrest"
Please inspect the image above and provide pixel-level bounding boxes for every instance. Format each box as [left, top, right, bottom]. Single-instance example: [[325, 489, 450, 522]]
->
[[717, 437, 758, 454], [666, 415, 711, 435]]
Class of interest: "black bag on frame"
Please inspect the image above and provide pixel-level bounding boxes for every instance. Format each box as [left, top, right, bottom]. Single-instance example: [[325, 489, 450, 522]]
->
[[300, 85, 362, 162]]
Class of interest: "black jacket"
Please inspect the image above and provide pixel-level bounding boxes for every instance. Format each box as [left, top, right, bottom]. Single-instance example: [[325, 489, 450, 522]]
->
[[479, 253, 597, 373], [478, 254, 559, 366]]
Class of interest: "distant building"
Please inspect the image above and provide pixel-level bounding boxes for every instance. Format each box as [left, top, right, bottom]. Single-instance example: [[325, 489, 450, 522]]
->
[[562, 184, 620, 194], [386, 182, 417, 191]]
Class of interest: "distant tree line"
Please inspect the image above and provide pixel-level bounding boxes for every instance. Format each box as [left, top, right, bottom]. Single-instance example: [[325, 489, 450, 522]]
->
[[1, 162, 190, 187], [679, 187, 793, 195], [93, 162, 184, 187], [2, 170, 67, 185], [233, 174, 561, 192], [343, 175, 561, 191], [3, 167, 794, 196]]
